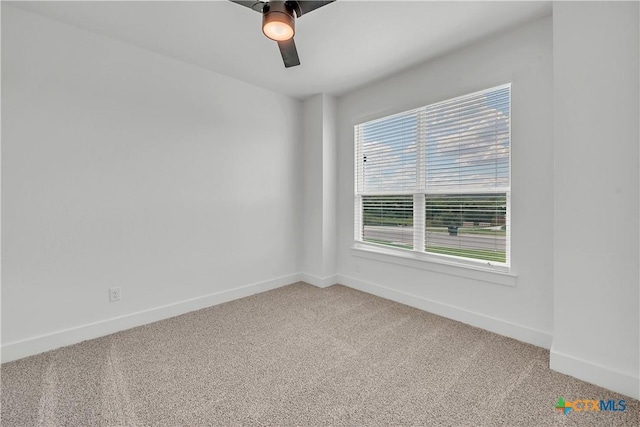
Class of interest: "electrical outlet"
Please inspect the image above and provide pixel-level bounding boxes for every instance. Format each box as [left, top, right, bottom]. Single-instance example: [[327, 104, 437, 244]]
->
[[354, 262, 361, 273], [109, 287, 121, 302]]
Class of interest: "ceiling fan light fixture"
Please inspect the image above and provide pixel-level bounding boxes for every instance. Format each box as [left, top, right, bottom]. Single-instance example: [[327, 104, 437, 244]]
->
[[262, 2, 295, 41], [230, 0, 337, 67]]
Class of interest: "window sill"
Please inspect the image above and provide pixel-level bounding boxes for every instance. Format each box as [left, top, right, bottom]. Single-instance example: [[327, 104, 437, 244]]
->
[[351, 242, 517, 287]]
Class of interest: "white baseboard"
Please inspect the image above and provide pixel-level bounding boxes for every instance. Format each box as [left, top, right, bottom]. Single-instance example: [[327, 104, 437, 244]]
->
[[550, 349, 640, 400], [336, 274, 553, 349], [299, 273, 337, 288], [1, 273, 301, 363]]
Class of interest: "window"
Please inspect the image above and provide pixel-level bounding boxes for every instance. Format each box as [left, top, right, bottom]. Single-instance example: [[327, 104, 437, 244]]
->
[[354, 85, 511, 268]]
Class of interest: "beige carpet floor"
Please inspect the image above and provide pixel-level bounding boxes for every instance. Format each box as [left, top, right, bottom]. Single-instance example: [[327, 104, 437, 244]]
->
[[1, 282, 638, 426]]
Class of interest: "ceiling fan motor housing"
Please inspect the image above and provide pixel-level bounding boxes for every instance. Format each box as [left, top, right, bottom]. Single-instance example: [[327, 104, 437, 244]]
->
[[262, 1, 296, 41]]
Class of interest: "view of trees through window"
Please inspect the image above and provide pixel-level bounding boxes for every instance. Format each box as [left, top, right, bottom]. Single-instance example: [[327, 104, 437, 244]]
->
[[362, 194, 507, 262]]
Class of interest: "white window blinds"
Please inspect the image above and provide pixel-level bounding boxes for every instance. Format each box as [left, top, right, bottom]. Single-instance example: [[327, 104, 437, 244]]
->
[[356, 111, 418, 193], [355, 84, 511, 266], [424, 86, 510, 191]]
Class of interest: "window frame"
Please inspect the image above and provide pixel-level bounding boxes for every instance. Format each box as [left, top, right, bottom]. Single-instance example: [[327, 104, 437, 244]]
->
[[353, 84, 512, 273]]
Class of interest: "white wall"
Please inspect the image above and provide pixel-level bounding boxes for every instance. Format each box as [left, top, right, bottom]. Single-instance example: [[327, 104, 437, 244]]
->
[[335, 16, 554, 348], [1, 5, 302, 360], [551, 1, 639, 399], [301, 94, 337, 285], [301, 96, 324, 277], [322, 95, 337, 279]]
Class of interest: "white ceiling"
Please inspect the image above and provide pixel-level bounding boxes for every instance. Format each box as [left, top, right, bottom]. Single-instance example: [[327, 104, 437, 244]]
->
[[9, 1, 551, 99]]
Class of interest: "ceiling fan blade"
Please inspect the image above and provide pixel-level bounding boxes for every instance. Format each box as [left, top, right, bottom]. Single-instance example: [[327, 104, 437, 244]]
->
[[229, 1, 266, 13], [277, 39, 300, 68], [291, 0, 336, 17]]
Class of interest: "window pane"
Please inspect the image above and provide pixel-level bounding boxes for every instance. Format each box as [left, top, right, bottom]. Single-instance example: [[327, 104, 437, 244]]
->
[[362, 195, 413, 249], [425, 193, 507, 263]]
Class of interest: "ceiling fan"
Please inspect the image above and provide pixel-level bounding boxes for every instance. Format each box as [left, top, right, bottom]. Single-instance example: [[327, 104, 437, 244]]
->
[[230, 1, 336, 68]]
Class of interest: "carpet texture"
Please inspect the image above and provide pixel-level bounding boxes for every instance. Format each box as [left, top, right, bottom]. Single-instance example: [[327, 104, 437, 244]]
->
[[2, 283, 638, 426]]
